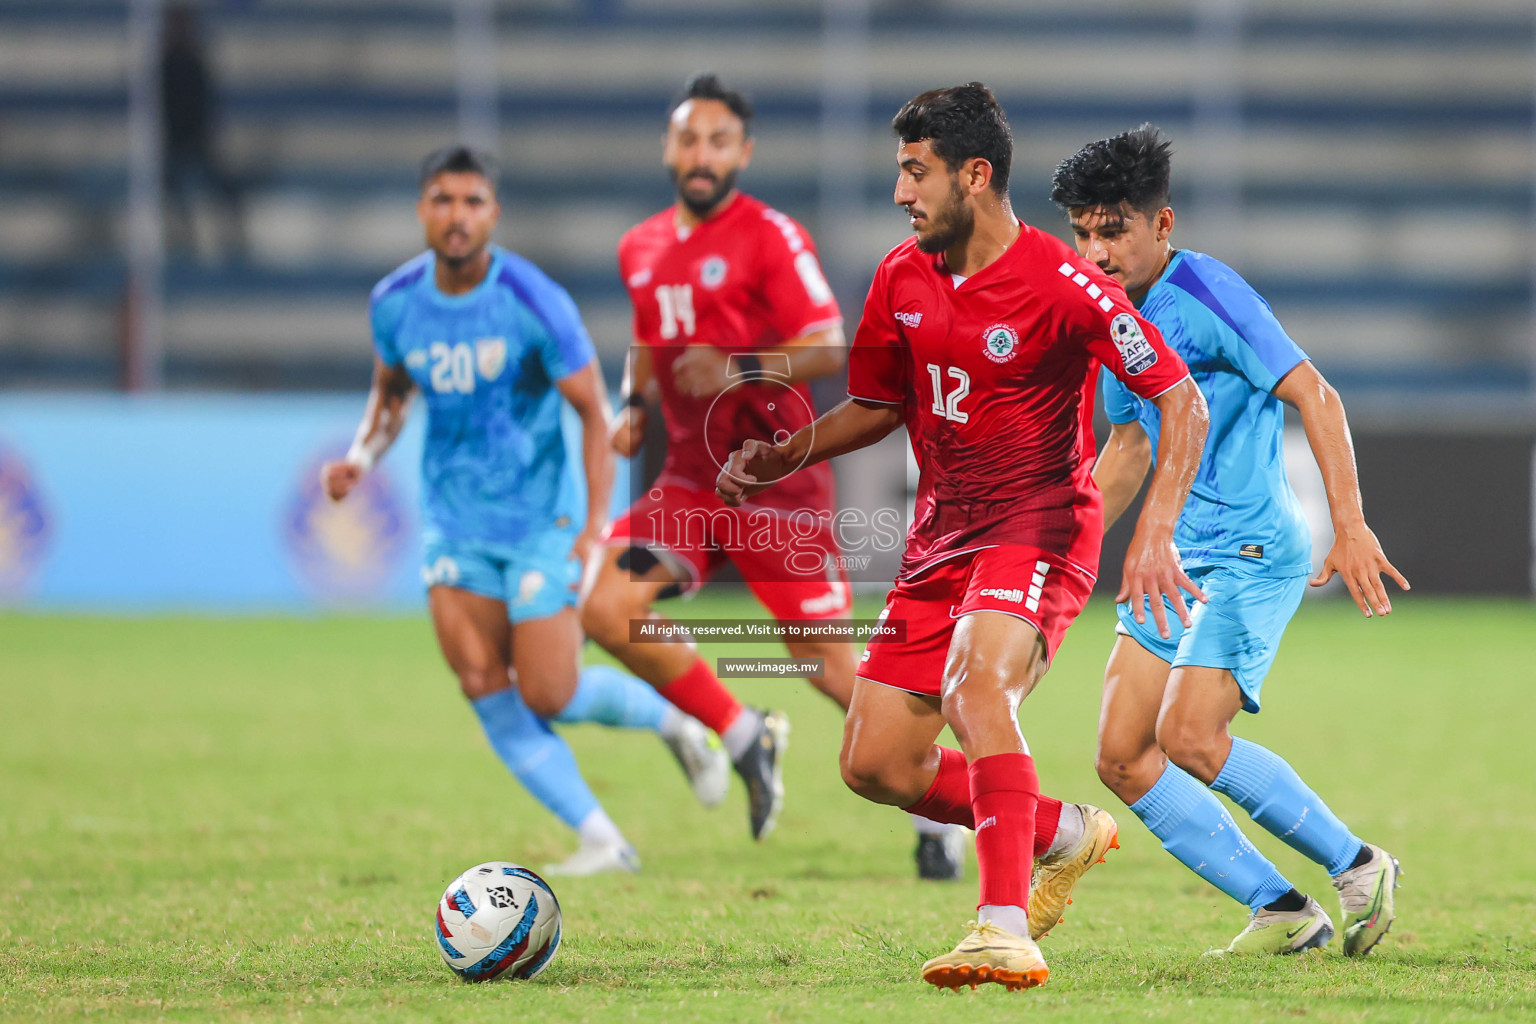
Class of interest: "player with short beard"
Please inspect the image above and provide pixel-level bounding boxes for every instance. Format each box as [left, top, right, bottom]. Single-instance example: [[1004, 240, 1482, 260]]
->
[[1053, 124, 1408, 957], [323, 146, 721, 878], [718, 84, 1211, 989], [582, 74, 969, 877]]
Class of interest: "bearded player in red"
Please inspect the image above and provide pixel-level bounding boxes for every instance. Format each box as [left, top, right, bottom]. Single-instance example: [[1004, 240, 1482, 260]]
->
[[580, 74, 976, 864], [718, 84, 1211, 990]]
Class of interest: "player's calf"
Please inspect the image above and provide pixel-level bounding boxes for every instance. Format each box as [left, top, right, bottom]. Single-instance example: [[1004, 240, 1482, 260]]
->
[[785, 638, 856, 709]]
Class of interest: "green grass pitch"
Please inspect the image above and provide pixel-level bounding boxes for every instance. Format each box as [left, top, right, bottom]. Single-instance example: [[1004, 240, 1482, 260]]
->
[[2, 595, 1534, 1022]]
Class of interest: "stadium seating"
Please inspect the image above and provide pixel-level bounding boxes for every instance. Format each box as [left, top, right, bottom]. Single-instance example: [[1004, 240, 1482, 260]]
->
[[1, 0, 1532, 397]]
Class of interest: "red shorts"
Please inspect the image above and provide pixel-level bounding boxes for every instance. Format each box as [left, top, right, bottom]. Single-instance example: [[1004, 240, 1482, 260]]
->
[[606, 482, 853, 621], [857, 544, 1095, 697]]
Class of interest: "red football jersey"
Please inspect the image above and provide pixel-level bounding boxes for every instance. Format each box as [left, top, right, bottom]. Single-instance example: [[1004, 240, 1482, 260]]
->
[[618, 192, 843, 513], [848, 224, 1191, 580]]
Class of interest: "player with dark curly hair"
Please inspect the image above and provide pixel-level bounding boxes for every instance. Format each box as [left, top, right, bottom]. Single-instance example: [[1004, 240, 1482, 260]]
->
[[1053, 124, 1408, 957]]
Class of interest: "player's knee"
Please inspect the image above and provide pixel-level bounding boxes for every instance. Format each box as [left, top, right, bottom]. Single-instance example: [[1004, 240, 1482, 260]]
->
[[1095, 741, 1160, 801], [838, 740, 907, 806], [578, 587, 631, 649], [937, 671, 1009, 741], [1155, 714, 1226, 785], [518, 682, 567, 720], [455, 663, 509, 701]]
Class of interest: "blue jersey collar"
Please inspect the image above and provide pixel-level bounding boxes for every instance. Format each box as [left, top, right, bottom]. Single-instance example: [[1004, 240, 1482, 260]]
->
[[1140, 249, 1187, 309], [423, 245, 505, 308]]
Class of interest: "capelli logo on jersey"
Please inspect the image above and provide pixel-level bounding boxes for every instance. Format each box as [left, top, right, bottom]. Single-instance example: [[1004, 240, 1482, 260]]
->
[[895, 311, 923, 329], [981, 323, 1019, 363], [979, 587, 1024, 603]]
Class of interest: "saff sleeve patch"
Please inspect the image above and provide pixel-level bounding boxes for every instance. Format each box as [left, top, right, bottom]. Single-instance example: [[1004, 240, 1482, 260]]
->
[[1110, 312, 1159, 376]]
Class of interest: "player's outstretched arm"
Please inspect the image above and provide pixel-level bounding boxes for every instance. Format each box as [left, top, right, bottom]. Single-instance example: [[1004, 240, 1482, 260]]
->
[[715, 397, 901, 507], [1093, 419, 1153, 532], [612, 344, 655, 457], [672, 325, 847, 399], [557, 361, 616, 566], [321, 359, 414, 502], [1120, 377, 1209, 638], [1273, 360, 1410, 617]]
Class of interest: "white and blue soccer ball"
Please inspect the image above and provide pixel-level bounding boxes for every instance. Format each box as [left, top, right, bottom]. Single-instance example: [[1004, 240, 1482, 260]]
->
[[435, 861, 562, 982]]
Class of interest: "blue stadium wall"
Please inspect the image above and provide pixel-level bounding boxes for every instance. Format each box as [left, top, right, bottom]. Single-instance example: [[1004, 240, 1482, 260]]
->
[[0, 394, 640, 612], [0, 395, 1530, 610]]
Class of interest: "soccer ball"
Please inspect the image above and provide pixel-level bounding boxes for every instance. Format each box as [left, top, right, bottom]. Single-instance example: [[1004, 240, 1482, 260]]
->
[[434, 861, 562, 982]]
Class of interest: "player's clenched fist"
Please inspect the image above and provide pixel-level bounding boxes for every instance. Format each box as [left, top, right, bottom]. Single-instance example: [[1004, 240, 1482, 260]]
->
[[320, 460, 364, 502], [610, 406, 646, 458], [715, 438, 791, 507]]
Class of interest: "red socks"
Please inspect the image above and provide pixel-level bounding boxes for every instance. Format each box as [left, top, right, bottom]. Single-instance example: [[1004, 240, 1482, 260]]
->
[[903, 746, 1063, 859], [1034, 792, 1063, 857], [656, 658, 743, 736], [903, 746, 974, 827], [969, 752, 1040, 909]]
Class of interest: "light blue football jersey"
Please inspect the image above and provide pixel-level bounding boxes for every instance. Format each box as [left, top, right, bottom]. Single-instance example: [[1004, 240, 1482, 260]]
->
[[1101, 249, 1311, 576], [370, 245, 596, 546]]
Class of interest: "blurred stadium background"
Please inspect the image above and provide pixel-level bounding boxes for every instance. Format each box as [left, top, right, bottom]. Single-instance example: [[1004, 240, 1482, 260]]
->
[[1, 0, 1533, 611]]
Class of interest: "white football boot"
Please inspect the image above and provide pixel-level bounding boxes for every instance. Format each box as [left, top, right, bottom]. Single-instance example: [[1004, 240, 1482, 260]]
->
[[664, 715, 730, 807], [542, 841, 640, 878]]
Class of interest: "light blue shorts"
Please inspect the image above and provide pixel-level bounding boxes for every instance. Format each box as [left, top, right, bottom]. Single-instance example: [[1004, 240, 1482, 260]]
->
[[421, 528, 580, 624], [1115, 563, 1308, 714]]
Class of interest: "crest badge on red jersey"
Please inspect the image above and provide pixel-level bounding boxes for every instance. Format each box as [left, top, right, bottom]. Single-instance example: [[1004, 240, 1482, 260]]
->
[[700, 256, 729, 289], [981, 323, 1019, 363]]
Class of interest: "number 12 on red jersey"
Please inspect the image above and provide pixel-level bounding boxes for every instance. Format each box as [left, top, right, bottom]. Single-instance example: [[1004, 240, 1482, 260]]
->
[[926, 363, 970, 423]]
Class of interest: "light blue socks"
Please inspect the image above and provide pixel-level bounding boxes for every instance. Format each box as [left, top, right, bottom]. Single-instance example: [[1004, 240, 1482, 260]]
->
[[1130, 761, 1293, 911], [1211, 737, 1363, 876], [471, 687, 599, 830], [551, 664, 674, 733]]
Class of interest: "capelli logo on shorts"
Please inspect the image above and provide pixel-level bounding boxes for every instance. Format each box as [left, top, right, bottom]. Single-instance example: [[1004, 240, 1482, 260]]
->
[[975, 815, 997, 832], [979, 587, 1024, 603]]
